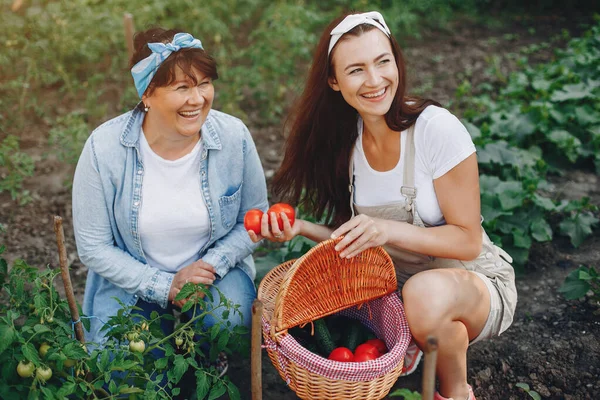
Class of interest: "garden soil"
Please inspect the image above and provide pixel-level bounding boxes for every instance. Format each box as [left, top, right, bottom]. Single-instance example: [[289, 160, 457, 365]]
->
[[1, 14, 598, 400]]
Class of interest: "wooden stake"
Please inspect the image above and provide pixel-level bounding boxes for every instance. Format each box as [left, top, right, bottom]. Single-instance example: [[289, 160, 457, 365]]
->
[[421, 336, 438, 400], [123, 13, 135, 64], [53, 216, 85, 344], [251, 299, 263, 400]]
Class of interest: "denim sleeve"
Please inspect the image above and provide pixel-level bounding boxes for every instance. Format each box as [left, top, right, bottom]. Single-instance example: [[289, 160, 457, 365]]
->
[[72, 137, 174, 308], [202, 125, 269, 278]]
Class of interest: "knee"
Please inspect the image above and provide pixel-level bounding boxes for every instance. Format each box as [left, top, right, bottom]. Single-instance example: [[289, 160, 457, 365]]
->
[[402, 271, 449, 338]]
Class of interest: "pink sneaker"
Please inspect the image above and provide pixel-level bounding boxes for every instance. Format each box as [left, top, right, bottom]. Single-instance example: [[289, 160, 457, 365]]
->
[[400, 339, 423, 376], [434, 385, 476, 400]]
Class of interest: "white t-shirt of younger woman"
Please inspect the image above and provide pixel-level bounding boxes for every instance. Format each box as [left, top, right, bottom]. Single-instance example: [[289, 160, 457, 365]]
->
[[138, 131, 210, 273], [352, 105, 476, 227]]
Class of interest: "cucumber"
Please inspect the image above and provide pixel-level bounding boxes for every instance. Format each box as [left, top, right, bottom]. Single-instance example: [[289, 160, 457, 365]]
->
[[314, 318, 336, 356], [343, 320, 362, 352]]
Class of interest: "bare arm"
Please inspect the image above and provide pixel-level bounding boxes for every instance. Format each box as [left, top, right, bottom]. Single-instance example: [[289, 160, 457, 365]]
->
[[332, 153, 482, 260]]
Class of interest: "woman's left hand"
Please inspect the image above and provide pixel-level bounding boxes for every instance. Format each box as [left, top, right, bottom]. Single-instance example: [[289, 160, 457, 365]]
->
[[331, 215, 389, 258]]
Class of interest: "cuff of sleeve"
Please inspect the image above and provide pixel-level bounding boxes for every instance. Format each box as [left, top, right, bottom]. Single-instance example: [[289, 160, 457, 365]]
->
[[203, 252, 232, 280], [140, 270, 174, 308]]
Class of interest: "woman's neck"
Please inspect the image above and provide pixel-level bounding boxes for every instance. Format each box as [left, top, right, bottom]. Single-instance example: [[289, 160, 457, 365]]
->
[[362, 115, 397, 144], [142, 120, 200, 161]]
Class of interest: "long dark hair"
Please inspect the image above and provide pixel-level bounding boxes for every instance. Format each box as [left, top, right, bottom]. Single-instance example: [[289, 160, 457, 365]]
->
[[271, 13, 440, 227]]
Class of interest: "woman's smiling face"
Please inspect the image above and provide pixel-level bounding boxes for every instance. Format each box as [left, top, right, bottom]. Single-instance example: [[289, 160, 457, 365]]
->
[[328, 29, 398, 121], [143, 66, 214, 139]]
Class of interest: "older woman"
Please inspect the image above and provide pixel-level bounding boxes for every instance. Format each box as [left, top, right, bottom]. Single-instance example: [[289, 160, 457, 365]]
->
[[72, 28, 268, 364]]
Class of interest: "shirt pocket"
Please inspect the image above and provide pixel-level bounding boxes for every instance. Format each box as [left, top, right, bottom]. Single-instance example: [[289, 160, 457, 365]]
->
[[218, 184, 242, 230]]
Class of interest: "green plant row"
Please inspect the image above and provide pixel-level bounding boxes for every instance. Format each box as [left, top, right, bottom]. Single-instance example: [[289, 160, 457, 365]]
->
[[0, 0, 484, 201], [459, 19, 600, 265], [0, 245, 248, 399]]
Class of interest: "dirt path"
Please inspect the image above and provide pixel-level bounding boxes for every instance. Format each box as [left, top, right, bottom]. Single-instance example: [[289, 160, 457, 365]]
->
[[1, 13, 599, 400]]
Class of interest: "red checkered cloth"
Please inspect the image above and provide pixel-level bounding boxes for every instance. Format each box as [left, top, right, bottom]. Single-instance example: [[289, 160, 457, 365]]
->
[[262, 292, 411, 382]]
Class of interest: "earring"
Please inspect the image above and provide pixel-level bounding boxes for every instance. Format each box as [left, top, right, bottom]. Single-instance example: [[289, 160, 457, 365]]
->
[[143, 103, 149, 112]]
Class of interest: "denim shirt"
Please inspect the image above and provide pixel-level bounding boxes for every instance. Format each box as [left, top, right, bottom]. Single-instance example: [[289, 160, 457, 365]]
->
[[72, 105, 268, 346]]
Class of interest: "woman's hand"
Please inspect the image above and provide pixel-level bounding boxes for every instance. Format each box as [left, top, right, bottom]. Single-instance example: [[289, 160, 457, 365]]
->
[[331, 215, 389, 258], [169, 260, 216, 308], [248, 211, 302, 243]]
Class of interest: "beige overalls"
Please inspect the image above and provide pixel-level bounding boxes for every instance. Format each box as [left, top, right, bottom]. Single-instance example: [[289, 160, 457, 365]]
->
[[349, 124, 517, 340]]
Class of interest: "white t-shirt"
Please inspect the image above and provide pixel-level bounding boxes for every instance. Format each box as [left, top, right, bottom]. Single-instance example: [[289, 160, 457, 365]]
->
[[353, 105, 476, 226], [138, 131, 210, 273]]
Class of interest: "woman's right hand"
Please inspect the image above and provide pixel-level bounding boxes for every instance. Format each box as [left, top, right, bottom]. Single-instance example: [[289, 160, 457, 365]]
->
[[169, 260, 216, 306], [248, 211, 301, 243]]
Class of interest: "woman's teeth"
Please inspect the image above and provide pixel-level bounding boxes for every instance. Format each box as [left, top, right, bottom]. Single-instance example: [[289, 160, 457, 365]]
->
[[179, 110, 201, 117], [363, 88, 386, 98]]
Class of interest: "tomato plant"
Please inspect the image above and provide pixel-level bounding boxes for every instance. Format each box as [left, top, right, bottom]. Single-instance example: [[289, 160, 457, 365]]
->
[[328, 347, 354, 362], [0, 245, 248, 400], [268, 203, 296, 230], [244, 209, 264, 233]]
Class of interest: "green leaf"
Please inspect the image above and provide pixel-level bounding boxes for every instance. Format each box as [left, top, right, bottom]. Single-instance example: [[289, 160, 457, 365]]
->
[[208, 381, 227, 400], [226, 381, 241, 400], [172, 355, 188, 384], [578, 270, 592, 281], [22, 343, 41, 365], [496, 181, 526, 210], [181, 300, 195, 314], [515, 382, 530, 390], [547, 130, 582, 162], [551, 82, 595, 101], [109, 380, 117, 394], [155, 357, 168, 370], [175, 283, 196, 301], [532, 194, 556, 211], [0, 325, 16, 355], [530, 219, 553, 242], [210, 324, 220, 341], [513, 229, 532, 249], [530, 391, 542, 400], [559, 268, 592, 299], [559, 213, 599, 247], [195, 370, 210, 400]]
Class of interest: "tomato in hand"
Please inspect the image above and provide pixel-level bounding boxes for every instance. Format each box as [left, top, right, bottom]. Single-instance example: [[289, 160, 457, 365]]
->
[[328, 347, 354, 362], [365, 338, 387, 354], [268, 203, 295, 230], [244, 209, 264, 233], [354, 343, 380, 359]]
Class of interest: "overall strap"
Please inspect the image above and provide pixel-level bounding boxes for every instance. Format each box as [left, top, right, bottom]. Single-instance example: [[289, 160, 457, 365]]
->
[[349, 148, 356, 218], [401, 124, 425, 227]]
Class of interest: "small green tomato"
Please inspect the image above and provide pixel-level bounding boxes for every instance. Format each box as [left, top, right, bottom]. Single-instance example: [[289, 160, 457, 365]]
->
[[38, 343, 51, 358], [129, 340, 145, 353], [175, 337, 184, 347], [36, 366, 52, 382], [17, 361, 35, 378]]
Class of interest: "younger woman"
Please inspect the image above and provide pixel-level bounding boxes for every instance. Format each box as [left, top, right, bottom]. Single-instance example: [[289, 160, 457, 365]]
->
[[250, 11, 517, 400]]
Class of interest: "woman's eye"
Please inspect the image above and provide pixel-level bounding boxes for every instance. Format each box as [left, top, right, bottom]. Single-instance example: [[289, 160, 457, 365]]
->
[[379, 59, 390, 65], [349, 68, 361, 75], [199, 81, 210, 86], [177, 85, 188, 90]]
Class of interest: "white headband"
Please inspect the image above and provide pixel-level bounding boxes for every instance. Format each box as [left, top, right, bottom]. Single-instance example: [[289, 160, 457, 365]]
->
[[328, 11, 391, 56]]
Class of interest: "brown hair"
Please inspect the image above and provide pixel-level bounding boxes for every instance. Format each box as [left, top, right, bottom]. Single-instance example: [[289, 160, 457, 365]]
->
[[271, 13, 440, 227], [129, 27, 218, 97]]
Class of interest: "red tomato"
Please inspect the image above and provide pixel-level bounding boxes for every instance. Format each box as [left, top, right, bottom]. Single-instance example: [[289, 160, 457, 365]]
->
[[354, 343, 380, 359], [365, 338, 387, 354], [267, 203, 295, 230], [328, 347, 354, 362], [354, 351, 378, 362], [244, 209, 264, 233]]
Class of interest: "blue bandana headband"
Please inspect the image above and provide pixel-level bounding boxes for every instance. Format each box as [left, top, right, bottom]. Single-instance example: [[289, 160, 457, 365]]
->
[[131, 32, 204, 98]]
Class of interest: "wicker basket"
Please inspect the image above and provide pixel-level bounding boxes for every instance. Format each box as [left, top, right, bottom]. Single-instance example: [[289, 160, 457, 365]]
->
[[258, 238, 411, 400]]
